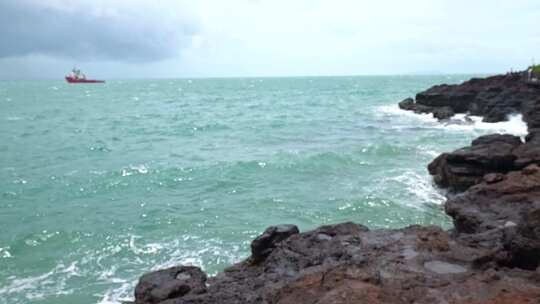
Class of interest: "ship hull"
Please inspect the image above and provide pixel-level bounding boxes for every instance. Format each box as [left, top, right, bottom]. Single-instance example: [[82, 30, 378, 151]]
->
[[65, 76, 105, 84]]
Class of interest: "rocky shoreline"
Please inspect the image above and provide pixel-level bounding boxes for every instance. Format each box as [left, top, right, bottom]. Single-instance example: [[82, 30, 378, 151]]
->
[[130, 72, 540, 304]]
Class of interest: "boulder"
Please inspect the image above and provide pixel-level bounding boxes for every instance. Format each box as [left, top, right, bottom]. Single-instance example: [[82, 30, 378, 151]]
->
[[250, 224, 299, 263], [428, 134, 522, 191], [445, 164, 540, 235], [400, 72, 540, 126], [134, 266, 207, 304], [398, 98, 415, 111]]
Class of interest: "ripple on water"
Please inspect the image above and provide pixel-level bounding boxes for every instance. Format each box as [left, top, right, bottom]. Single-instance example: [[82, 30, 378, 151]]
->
[[1, 231, 248, 304], [0, 262, 80, 303], [0, 76, 479, 303], [5, 116, 23, 121]]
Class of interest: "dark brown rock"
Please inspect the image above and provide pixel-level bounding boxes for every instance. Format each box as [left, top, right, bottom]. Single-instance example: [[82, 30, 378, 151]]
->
[[400, 72, 540, 125], [250, 224, 299, 263], [398, 97, 415, 111], [133, 224, 540, 304], [432, 106, 455, 120], [503, 203, 540, 270], [446, 164, 540, 235], [134, 266, 207, 304], [428, 134, 522, 191], [399, 97, 455, 120], [483, 173, 504, 184]]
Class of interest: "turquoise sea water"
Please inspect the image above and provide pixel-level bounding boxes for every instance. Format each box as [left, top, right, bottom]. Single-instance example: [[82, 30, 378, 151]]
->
[[0, 76, 528, 303]]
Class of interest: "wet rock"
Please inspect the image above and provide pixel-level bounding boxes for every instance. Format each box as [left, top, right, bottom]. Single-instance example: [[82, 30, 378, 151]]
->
[[432, 106, 455, 120], [400, 72, 540, 125], [134, 266, 207, 304], [446, 164, 540, 235], [398, 97, 454, 119], [512, 141, 540, 168], [416, 87, 475, 112], [250, 224, 299, 263], [503, 203, 540, 270], [428, 134, 522, 191], [132, 224, 540, 304], [398, 97, 415, 111]]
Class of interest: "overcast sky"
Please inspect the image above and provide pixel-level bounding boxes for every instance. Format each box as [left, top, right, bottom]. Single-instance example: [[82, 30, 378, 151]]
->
[[1, 0, 539, 79]]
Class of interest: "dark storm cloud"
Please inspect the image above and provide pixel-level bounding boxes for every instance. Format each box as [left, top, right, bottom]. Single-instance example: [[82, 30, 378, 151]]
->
[[0, 1, 199, 62]]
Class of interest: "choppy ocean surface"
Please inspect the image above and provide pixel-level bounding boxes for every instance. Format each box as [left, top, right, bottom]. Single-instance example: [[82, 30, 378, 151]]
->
[[0, 76, 528, 303]]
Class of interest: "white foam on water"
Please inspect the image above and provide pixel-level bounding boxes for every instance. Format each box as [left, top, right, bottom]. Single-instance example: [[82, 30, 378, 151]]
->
[[95, 235, 246, 304], [97, 282, 134, 304], [388, 170, 446, 208], [0, 262, 80, 303], [0, 247, 12, 258], [129, 235, 164, 255], [436, 114, 528, 137], [377, 105, 437, 123], [417, 146, 441, 158], [378, 104, 528, 137], [6, 116, 23, 121], [121, 164, 149, 177]]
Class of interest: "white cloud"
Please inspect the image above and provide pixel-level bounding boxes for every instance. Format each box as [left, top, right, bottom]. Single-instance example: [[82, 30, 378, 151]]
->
[[0, 0, 539, 78]]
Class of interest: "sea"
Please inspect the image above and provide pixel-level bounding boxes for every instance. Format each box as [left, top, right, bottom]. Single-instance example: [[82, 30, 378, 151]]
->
[[0, 76, 528, 304]]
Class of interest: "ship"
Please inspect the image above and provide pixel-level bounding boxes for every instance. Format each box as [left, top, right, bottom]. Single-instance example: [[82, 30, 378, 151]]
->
[[65, 68, 105, 83]]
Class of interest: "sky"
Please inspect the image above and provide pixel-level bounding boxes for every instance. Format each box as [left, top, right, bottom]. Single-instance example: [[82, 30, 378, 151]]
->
[[0, 0, 539, 79]]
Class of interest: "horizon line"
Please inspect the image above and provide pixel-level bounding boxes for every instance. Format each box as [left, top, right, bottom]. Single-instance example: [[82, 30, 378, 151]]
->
[[0, 72, 495, 82]]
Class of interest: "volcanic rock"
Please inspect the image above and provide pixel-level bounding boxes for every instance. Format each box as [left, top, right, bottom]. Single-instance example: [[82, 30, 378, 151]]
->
[[250, 224, 300, 263], [134, 266, 207, 304], [132, 224, 540, 304], [400, 72, 540, 124], [428, 134, 522, 191]]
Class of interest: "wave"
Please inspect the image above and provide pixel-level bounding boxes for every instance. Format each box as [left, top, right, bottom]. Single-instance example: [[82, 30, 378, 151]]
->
[[378, 105, 437, 123], [0, 262, 80, 303], [388, 170, 446, 208], [378, 104, 528, 137], [436, 114, 528, 137], [0, 233, 246, 304], [96, 235, 245, 304]]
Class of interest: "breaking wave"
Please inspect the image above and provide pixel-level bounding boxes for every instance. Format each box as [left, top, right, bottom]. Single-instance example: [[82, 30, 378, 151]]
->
[[378, 105, 528, 137], [437, 114, 528, 137], [388, 170, 446, 208]]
